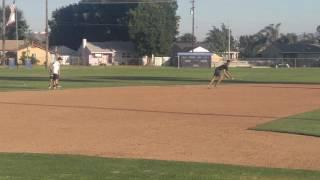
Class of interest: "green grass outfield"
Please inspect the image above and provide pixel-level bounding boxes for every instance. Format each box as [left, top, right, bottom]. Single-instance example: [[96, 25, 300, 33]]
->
[[253, 109, 320, 137], [0, 66, 320, 91], [1, 153, 320, 180]]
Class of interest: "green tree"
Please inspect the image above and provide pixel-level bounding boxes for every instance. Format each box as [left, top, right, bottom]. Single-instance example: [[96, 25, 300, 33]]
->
[[128, 0, 179, 56], [82, 0, 142, 2], [239, 35, 255, 57], [204, 24, 235, 54], [177, 33, 196, 42], [0, 6, 29, 39], [316, 25, 320, 43], [239, 23, 285, 57], [239, 23, 320, 58], [278, 33, 298, 44], [49, 1, 136, 49], [258, 23, 281, 46], [299, 33, 317, 44]]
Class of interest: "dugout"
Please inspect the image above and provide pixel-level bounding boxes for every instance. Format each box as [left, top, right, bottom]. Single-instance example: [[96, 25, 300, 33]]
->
[[177, 52, 213, 68]]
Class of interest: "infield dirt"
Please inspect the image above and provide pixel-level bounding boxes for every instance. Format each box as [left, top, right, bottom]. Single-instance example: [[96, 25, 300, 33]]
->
[[0, 84, 320, 170]]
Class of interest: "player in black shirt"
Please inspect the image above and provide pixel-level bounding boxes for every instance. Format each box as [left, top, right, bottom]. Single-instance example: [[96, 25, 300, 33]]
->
[[208, 60, 233, 88]]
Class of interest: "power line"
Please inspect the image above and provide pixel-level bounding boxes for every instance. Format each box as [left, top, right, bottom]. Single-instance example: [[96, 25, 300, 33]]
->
[[45, 0, 49, 68]]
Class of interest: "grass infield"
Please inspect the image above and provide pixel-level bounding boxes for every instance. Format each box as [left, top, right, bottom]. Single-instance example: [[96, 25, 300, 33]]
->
[[0, 153, 320, 180], [0, 66, 320, 91], [253, 109, 320, 137]]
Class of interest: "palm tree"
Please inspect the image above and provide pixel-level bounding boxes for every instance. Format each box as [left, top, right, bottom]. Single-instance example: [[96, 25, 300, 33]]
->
[[259, 23, 281, 45], [316, 25, 320, 43], [278, 33, 298, 44], [300, 33, 317, 44]]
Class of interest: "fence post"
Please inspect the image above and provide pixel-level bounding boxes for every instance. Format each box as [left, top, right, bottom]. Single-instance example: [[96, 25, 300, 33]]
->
[[294, 58, 297, 68]]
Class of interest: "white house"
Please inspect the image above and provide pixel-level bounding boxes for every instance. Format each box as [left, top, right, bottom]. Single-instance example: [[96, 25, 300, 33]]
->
[[79, 39, 140, 66], [188, 46, 224, 67]]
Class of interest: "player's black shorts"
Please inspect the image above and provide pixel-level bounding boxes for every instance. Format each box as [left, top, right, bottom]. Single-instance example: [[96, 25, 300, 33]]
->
[[49, 74, 54, 80], [53, 74, 59, 80], [214, 69, 222, 77]]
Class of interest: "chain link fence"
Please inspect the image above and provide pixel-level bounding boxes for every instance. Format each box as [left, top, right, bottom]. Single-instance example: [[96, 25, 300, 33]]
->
[[59, 56, 320, 68], [239, 58, 320, 68]]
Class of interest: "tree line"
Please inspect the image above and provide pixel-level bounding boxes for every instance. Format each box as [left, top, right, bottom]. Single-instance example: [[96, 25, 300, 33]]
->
[[239, 24, 320, 58], [49, 0, 179, 57], [177, 23, 320, 58], [2, 0, 320, 58]]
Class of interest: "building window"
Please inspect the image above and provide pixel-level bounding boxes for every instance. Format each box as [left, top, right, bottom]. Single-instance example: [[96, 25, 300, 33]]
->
[[94, 54, 102, 58]]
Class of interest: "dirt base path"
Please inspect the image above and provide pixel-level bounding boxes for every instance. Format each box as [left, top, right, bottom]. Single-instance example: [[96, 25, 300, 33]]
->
[[0, 84, 320, 170]]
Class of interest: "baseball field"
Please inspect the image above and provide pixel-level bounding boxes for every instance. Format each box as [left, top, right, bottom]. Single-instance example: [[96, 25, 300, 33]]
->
[[0, 66, 320, 179]]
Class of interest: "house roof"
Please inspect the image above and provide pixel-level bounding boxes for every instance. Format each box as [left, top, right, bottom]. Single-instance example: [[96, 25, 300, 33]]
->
[[170, 42, 211, 56], [86, 41, 135, 53], [189, 46, 210, 53], [178, 52, 213, 56], [17, 42, 56, 54], [172, 42, 210, 52], [19, 42, 54, 52], [0, 40, 26, 51], [51, 46, 78, 56]]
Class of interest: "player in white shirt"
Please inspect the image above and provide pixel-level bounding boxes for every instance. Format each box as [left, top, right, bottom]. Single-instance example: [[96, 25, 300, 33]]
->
[[52, 57, 63, 89]]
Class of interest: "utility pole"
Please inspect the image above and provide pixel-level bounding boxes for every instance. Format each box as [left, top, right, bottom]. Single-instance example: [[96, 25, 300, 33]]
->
[[45, 0, 49, 69], [15, 0, 18, 69], [191, 0, 195, 52], [228, 25, 231, 60], [2, 0, 5, 66]]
